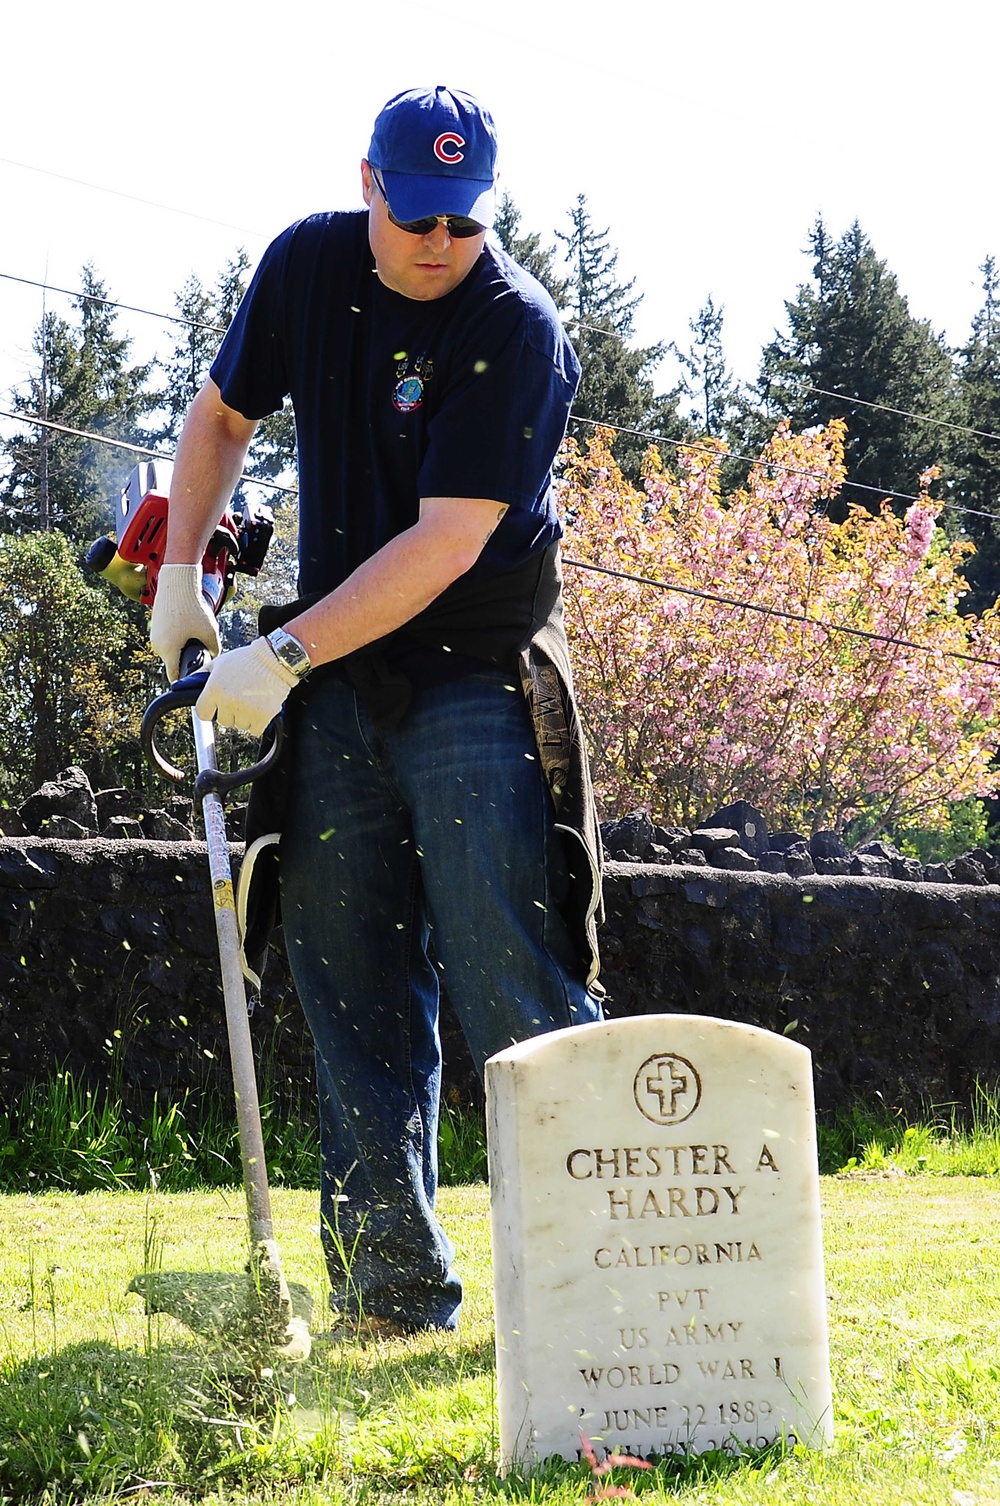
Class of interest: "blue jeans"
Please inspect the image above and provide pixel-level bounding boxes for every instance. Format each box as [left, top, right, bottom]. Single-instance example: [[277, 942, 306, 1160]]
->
[[279, 668, 602, 1330]]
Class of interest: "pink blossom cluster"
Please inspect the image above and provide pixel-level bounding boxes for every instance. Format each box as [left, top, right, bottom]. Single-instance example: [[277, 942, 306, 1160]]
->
[[560, 423, 1000, 838]]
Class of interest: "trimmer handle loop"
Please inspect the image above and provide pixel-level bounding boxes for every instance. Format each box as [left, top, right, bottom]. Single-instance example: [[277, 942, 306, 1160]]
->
[[141, 640, 284, 796], [141, 671, 210, 784], [193, 735, 283, 808]]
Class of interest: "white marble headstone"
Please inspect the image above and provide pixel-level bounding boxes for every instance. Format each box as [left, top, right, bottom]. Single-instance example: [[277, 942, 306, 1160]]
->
[[486, 1014, 832, 1467]]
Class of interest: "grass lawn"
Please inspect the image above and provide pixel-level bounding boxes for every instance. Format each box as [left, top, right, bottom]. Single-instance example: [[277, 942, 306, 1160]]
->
[[2, 1175, 1000, 1503]]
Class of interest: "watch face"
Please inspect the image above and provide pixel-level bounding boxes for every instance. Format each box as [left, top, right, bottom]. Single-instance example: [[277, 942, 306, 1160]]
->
[[269, 630, 310, 676]]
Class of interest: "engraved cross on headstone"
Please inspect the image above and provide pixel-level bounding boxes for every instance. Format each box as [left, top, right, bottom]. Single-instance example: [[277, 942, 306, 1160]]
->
[[645, 1056, 687, 1119]]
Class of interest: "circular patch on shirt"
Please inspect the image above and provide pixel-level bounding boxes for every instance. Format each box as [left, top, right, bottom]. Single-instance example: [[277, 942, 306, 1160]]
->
[[393, 375, 424, 413]]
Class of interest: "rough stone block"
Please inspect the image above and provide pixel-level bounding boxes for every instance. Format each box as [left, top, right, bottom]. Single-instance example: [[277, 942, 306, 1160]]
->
[[713, 846, 759, 872], [768, 831, 809, 854], [858, 839, 903, 862], [601, 812, 656, 861], [707, 802, 770, 858], [102, 816, 144, 840], [851, 855, 892, 879], [652, 827, 692, 856], [683, 879, 730, 909], [0, 847, 58, 888], [19, 767, 97, 836], [141, 810, 195, 842], [785, 851, 816, 878], [689, 828, 740, 855], [37, 817, 89, 840], [96, 788, 141, 824], [967, 848, 1000, 884], [809, 830, 847, 860]]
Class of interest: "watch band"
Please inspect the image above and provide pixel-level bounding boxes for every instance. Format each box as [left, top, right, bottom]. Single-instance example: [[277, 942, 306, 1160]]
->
[[264, 627, 312, 679]]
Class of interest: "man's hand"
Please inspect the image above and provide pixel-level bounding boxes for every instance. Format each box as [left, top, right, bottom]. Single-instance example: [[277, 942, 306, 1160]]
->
[[195, 638, 300, 737], [149, 565, 222, 682]]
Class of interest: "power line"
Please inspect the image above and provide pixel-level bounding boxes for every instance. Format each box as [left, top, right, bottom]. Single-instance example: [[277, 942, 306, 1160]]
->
[[0, 285, 874, 514], [5, 392, 1000, 535], [0, 410, 296, 497], [6, 270, 627, 358], [0, 157, 269, 240], [0, 272, 227, 335], [569, 414, 925, 506], [5, 268, 1000, 519], [568, 415, 1000, 523], [1, 407, 995, 674], [568, 325, 1000, 450], [1, 264, 999, 526], [0, 339, 969, 521], [562, 556, 1000, 671], [8, 268, 997, 451], [2, 402, 879, 519], [804, 385, 1000, 446]]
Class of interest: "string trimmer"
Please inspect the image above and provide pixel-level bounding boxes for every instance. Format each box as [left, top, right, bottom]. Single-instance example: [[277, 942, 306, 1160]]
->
[[87, 462, 311, 1363]]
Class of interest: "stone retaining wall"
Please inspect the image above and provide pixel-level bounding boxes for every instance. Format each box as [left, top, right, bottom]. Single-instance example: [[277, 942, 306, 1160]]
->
[[0, 841, 311, 1115], [599, 863, 1000, 1115], [0, 838, 997, 1120]]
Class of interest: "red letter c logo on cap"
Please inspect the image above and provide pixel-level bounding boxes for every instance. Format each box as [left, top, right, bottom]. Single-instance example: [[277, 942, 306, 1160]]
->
[[434, 132, 465, 163]]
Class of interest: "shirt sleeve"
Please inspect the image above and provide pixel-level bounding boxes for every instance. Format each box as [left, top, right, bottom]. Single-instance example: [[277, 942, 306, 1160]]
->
[[209, 228, 293, 420], [417, 320, 578, 506]]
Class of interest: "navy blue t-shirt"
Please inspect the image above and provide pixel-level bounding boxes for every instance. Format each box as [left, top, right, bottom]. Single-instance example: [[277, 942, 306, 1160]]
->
[[211, 211, 581, 598]]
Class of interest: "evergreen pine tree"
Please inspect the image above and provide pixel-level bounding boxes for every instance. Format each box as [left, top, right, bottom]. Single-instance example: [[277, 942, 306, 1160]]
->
[[493, 192, 567, 307], [953, 255, 1000, 612], [558, 194, 642, 338], [673, 295, 738, 437], [152, 274, 221, 445], [0, 266, 153, 541], [753, 218, 957, 517], [556, 195, 685, 478], [213, 249, 252, 327], [152, 249, 295, 486]]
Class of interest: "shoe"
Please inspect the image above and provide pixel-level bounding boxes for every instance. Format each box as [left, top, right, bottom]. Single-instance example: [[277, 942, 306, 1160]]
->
[[316, 1312, 413, 1346], [353, 1314, 412, 1342]]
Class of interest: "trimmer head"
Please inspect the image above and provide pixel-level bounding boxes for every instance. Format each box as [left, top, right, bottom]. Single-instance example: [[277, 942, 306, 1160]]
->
[[128, 1244, 313, 1363]]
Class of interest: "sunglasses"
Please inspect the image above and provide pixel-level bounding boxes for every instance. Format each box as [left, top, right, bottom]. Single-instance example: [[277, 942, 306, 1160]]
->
[[370, 169, 486, 239]]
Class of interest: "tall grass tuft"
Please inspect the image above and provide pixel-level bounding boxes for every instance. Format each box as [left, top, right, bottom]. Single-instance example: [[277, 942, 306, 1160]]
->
[[10, 1069, 1000, 1191], [818, 1083, 1000, 1175], [438, 1099, 487, 1184], [0, 1069, 318, 1193], [0, 1067, 488, 1192]]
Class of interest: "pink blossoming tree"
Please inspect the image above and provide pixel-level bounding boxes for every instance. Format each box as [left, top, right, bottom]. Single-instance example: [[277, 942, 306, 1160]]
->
[[560, 421, 1000, 839]]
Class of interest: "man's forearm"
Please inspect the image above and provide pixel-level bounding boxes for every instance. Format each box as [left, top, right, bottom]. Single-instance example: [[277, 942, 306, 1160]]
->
[[165, 380, 258, 563], [286, 497, 506, 668]]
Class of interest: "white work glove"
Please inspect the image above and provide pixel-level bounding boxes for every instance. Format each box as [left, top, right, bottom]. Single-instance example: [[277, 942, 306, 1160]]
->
[[195, 638, 299, 737], [149, 565, 222, 682]]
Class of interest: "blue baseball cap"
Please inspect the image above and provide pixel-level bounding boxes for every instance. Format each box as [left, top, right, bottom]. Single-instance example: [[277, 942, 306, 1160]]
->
[[367, 85, 497, 226]]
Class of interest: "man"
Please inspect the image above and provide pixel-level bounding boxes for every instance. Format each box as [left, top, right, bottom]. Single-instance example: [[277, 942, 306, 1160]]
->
[[149, 85, 603, 1336]]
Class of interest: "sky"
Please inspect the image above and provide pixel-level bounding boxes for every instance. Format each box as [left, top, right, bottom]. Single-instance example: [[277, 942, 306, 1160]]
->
[[2, 0, 999, 449]]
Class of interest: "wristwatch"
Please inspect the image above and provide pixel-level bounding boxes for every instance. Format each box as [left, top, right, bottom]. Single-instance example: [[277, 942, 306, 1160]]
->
[[264, 627, 312, 679]]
